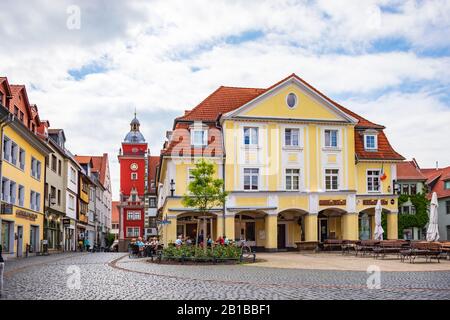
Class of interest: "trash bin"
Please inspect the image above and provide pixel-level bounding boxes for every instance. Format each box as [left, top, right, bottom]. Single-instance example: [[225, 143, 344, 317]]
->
[[41, 240, 49, 256]]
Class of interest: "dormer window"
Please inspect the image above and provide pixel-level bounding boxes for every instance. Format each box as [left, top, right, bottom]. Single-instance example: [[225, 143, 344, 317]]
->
[[191, 129, 207, 146], [364, 134, 377, 150], [445, 180, 450, 190]]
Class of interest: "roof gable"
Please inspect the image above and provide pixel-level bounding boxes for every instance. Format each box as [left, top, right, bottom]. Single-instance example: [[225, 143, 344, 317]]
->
[[227, 79, 356, 123]]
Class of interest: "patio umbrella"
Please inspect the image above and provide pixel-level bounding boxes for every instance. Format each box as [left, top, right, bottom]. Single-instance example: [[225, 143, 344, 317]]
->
[[373, 199, 384, 240], [426, 192, 440, 242]]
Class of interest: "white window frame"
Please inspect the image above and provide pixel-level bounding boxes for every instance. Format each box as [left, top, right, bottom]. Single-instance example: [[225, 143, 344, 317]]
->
[[284, 128, 300, 147], [19, 148, 25, 170], [364, 134, 377, 150], [285, 168, 300, 191], [324, 168, 339, 191], [367, 170, 381, 193], [9, 180, 16, 205], [70, 167, 76, 184], [243, 168, 259, 191], [11, 141, 18, 166], [127, 211, 141, 221], [187, 168, 195, 184], [126, 227, 140, 238], [3, 135, 11, 162], [18, 184, 25, 207], [243, 127, 259, 146], [131, 172, 138, 180], [68, 194, 75, 210], [324, 129, 339, 148], [1, 177, 10, 203], [31, 157, 41, 180], [191, 129, 207, 146]]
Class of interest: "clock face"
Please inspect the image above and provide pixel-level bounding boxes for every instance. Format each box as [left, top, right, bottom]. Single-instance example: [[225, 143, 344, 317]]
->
[[130, 163, 138, 171]]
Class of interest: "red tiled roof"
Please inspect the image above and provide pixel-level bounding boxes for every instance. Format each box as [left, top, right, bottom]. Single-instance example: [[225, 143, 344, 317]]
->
[[112, 201, 120, 224], [396, 161, 427, 180], [166, 74, 403, 161], [177, 86, 266, 122], [75, 154, 109, 187], [421, 167, 450, 199]]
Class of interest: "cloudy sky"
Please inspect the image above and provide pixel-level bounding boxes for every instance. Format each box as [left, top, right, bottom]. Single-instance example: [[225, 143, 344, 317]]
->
[[1, 0, 449, 199]]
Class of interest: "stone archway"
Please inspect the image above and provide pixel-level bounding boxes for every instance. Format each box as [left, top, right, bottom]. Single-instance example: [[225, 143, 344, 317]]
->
[[234, 211, 267, 248], [359, 207, 392, 240], [317, 208, 347, 242], [175, 212, 217, 245], [277, 209, 308, 247]]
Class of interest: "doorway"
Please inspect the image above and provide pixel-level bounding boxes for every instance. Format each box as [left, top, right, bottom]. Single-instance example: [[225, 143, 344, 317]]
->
[[319, 219, 328, 242], [277, 224, 286, 249], [17, 226, 23, 257]]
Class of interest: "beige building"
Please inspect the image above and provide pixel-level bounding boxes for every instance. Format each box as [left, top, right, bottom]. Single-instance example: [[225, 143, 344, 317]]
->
[[41, 126, 67, 251]]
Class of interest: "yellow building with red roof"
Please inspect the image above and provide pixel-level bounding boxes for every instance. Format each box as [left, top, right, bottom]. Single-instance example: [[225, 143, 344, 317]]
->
[[157, 74, 404, 250]]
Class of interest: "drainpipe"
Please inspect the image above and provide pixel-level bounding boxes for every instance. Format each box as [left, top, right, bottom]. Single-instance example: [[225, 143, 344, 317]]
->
[[216, 116, 226, 238]]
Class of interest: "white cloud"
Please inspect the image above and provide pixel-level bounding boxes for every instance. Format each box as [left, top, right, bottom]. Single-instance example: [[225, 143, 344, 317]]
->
[[0, 0, 449, 199]]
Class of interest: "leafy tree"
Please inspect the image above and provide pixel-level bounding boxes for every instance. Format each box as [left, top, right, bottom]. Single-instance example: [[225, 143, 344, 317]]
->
[[182, 159, 228, 252], [397, 192, 429, 238]]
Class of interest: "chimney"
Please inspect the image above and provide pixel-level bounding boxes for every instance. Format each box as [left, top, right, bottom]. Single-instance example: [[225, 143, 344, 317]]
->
[[436, 161, 439, 170]]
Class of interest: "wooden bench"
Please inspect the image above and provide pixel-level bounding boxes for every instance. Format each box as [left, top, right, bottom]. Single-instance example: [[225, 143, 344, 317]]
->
[[323, 239, 343, 251], [355, 240, 380, 256], [373, 240, 409, 259], [295, 241, 319, 252], [400, 242, 442, 263], [341, 240, 359, 255]]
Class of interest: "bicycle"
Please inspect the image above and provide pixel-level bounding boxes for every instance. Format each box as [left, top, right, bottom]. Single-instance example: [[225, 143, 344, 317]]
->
[[237, 239, 256, 262]]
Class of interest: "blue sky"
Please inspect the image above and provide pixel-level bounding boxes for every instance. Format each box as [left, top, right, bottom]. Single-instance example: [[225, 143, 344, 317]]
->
[[0, 0, 449, 199]]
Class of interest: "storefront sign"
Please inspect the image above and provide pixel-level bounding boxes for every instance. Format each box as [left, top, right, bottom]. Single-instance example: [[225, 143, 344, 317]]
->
[[1, 203, 13, 214], [16, 210, 38, 221], [319, 199, 346, 206], [63, 218, 75, 229], [362, 199, 388, 206]]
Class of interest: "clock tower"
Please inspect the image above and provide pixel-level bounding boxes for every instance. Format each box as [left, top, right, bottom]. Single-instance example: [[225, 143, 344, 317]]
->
[[118, 112, 148, 249]]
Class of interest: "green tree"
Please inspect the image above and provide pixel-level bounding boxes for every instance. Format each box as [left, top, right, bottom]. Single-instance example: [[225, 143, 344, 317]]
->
[[182, 159, 228, 252], [397, 192, 429, 238]]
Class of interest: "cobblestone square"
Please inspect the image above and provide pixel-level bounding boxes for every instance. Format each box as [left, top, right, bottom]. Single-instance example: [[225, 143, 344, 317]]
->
[[1, 253, 449, 300]]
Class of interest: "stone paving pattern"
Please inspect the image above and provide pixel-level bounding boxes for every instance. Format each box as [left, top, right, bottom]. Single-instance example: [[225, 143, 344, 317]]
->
[[1, 253, 449, 300]]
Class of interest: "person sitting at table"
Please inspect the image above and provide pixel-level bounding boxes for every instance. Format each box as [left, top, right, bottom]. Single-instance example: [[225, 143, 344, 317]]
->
[[207, 235, 213, 247], [216, 236, 224, 246], [185, 236, 193, 246], [175, 235, 183, 247], [135, 237, 145, 257]]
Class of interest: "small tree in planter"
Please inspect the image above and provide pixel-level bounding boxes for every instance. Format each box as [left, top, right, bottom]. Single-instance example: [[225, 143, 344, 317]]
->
[[182, 159, 228, 253]]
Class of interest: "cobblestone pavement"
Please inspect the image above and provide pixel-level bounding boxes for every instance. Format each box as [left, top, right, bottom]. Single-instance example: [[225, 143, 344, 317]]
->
[[1, 253, 449, 300]]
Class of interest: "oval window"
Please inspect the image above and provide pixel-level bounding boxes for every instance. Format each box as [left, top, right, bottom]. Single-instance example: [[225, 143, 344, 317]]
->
[[286, 93, 297, 108]]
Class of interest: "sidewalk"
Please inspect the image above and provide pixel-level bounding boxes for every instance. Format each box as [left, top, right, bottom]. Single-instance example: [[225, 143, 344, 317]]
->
[[3, 252, 84, 275], [252, 252, 450, 272]]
